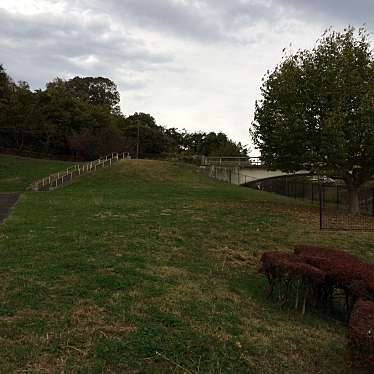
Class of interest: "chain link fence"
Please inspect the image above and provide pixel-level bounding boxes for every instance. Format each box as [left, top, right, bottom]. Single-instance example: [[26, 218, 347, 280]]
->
[[201, 166, 374, 231], [246, 176, 374, 231], [319, 184, 374, 231]]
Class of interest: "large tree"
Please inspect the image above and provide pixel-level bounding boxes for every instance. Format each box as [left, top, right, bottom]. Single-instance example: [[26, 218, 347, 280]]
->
[[251, 27, 374, 214], [120, 112, 169, 157], [65, 76, 121, 114]]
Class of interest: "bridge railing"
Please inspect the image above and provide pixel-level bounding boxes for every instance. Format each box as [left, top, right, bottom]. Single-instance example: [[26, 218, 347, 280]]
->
[[201, 165, 259, 186], [202, 156, 262, 167]]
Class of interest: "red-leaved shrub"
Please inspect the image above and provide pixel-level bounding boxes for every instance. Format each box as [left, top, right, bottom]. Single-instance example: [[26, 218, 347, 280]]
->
[[260, 246, 374, 371], [294, 245, 374, 304], [294, 245, 358, 262], [260, 251, 326, 285]]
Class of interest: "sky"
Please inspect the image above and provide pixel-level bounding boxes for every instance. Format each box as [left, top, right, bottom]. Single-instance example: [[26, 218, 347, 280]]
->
[[0, 1, 373, 152]]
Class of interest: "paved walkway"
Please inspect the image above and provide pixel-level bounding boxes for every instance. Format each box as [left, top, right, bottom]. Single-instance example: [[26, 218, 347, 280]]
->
[[0, 193, 20, 224]]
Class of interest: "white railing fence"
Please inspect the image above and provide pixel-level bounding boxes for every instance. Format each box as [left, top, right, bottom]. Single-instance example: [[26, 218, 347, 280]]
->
[[201, 156, 263, 167], [29, 152, 130, 192]]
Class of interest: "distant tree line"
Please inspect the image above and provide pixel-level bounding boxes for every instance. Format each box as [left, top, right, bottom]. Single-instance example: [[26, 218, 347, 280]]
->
[[0, 65, 247, 160]]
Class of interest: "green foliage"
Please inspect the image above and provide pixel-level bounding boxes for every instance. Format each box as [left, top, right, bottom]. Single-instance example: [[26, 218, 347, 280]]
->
[[196, 131, 247, 156], [252, 26, 374, 212], [166, 130, 248, 157], [0, 66, 246, 160], [0, 65, 12, 124], [116, 113, 248, 159], [64, 76, 121, 113], [0, 74, 122, 158], [120, 112, 169, 157]]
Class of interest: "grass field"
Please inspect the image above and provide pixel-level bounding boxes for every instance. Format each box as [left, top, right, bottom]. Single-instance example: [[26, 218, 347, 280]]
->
[[0, 157, 373, 373], [0, 154, 73, 192]]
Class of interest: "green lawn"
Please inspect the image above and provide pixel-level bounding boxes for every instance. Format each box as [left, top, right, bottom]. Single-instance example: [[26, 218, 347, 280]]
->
[[0, 158, 373, 372], [0, 154, 73, 192]]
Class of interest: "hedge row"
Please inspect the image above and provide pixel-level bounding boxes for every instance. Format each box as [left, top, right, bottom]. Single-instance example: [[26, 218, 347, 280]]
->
[[259, 245, 374, 372], [260, 245, 374, 314]]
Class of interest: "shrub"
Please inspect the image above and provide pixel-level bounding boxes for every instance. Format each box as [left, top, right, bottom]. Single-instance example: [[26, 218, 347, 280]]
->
[[294, 245, 358, 262], [260, 252, 327, 313], [294, 246, 374, 309], [260, 246, 374, 315], [260, 247, 374, 371]]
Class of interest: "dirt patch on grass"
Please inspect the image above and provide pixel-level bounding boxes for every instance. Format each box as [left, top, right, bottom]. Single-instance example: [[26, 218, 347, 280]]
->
[[239, 316, 346, 373], [70, 299, 106, 328], [70, 298, 134, 337], [150, 265, 191, 279], [0, 308, 36, 323], [208, 246, 261, 270]]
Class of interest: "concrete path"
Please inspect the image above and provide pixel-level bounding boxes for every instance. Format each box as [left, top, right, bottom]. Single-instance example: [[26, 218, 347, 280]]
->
[[0, 193, 20, 224]]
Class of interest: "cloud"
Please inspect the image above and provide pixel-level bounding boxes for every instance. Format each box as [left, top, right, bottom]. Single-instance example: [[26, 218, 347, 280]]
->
[[0, 0, 373, 147], [82, 0, 278, 44], [0, 6, 174, 89], [277, 0, 374, 25]]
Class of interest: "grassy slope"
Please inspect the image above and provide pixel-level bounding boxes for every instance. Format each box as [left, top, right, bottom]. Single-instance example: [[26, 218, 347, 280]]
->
[[0, 159, 373, 373], [0, 154, 73, 192]]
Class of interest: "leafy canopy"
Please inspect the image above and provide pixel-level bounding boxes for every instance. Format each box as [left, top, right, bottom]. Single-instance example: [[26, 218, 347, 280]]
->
[[251, 26, 374, 190]]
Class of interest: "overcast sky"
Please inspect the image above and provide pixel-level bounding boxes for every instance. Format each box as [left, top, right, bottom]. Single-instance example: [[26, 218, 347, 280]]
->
[[0, 1, 373, 151]]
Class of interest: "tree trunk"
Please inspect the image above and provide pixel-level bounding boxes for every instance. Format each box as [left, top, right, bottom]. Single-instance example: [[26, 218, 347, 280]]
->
[[347, 185, 360, 215]]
